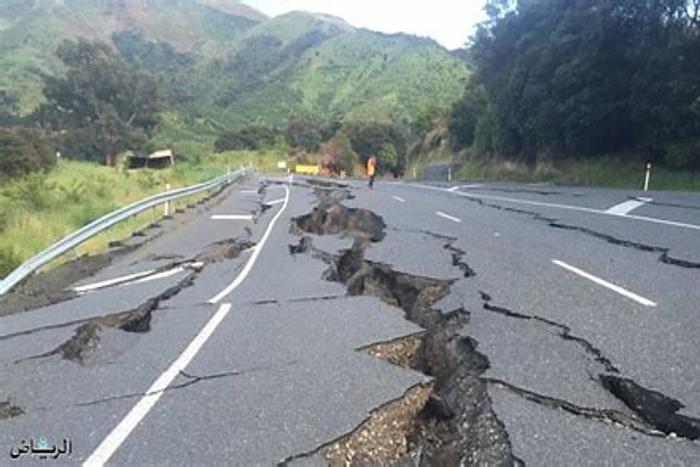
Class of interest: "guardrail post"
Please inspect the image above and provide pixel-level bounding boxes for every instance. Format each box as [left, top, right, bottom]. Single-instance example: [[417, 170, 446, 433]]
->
[[164, 183, 172, 216]]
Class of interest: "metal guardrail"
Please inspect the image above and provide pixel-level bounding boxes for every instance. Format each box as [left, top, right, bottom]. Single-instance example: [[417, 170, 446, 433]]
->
[[0, 168, 247, 295]]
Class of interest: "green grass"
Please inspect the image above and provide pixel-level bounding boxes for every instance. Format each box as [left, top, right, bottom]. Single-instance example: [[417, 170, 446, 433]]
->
[[0, 149, 287, 277], [453, 158, 700, 191]]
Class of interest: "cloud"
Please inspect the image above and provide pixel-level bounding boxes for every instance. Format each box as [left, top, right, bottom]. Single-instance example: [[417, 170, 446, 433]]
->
[[243, 0, 487, 49]]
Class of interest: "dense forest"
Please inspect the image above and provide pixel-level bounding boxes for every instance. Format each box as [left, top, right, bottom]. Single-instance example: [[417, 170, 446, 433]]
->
[[449, 0, 700, 169]]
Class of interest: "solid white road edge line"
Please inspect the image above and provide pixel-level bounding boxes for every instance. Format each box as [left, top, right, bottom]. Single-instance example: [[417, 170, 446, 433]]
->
[[403, 183, 700, 231], [210, 214, 254, 221], [605, 199, 650, 216], [392, 195, 406, 203], [436, 211, 462, 223], [84, 185, 291, 466], [83, 303, 233, 467], [552, 259, 657, 307], [208, 185, 290, 304]]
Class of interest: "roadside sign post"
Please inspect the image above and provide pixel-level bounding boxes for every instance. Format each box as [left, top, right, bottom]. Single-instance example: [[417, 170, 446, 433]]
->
[[644, 163, 652, 192]]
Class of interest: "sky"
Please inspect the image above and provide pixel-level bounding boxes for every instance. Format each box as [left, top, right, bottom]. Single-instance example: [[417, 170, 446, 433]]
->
[[242, 0, 488, 50]]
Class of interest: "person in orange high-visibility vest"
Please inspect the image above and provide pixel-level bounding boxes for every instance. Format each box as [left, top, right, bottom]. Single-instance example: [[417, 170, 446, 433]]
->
[[367, 155, 377, 190]]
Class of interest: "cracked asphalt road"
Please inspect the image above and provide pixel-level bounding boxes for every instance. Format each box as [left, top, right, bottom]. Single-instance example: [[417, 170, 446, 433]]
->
[[1, 174, 699, 465]]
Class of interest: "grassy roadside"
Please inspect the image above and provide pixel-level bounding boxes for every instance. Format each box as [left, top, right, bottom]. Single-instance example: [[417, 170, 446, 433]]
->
[[411, 157, 700, 191], [0, 149, 285, 277]]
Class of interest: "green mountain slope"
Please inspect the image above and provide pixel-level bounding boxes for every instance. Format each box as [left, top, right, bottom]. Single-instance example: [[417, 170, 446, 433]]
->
[[0, 0, 264, 113], [204, 12, 469, 130], [0, 0, 469, 137]]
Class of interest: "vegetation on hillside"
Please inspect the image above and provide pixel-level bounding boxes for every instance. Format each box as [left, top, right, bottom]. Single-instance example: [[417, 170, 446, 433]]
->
[[449, 0, 700, 170], [0, 0, 468, 182], [0, 0, 468, 133], [34, 39, 162, 165]]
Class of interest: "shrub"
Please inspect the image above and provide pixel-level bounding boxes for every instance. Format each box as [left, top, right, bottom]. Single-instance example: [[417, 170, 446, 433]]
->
[[3, 172, 56, 210], [0, 127, 56, 177], [58, 179, 87, 203]]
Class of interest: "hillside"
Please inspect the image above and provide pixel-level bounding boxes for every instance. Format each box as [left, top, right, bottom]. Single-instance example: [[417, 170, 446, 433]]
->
[[208, 15, 469, 128], [0, 0, 469, 136], [0, 0, 265, 113]]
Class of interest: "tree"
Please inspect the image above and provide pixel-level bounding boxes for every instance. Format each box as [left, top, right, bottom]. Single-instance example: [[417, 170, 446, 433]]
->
[[343, 121, 408, 174], [0, 127, 55, 177], [36, 39, 162, 165], [215, 126, 279, 152], [0, 91, 19, 126], [452, 0, 700, 168], [449, 83, 487, 149], [285, 119, 323, 152]]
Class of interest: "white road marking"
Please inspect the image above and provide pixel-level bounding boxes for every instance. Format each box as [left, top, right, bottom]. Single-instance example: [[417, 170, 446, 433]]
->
[[448, 186, 460, 192], [73, 270, 157, 293], [436, 211, 462, 223], [208, 185, 291, 304], [402, 183, 700, 231], [606, 199, 651, 216], [83, 303, 232, 467], [210, 214, 254, 221], [623, 214, 700, 230], [552, 259, 657, 307], [392, 195, 406, 203], [126, 267, 186, 285], [74, 263, 205, 294], [85, 185, 291, 466], [460, 184, 484, 189], [241, 190, 258, 194], [266, 198, 285, 206]]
